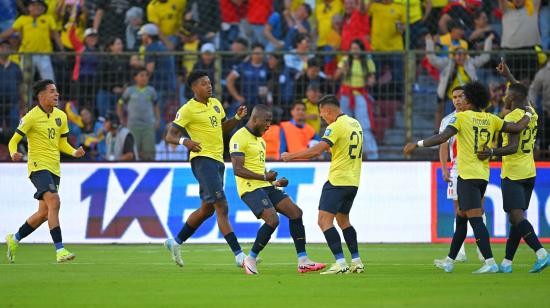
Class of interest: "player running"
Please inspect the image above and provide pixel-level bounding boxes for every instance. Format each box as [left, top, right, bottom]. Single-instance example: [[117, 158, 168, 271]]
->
[[6, 79, 85, 263], [163, 70, 247, 267], [282, 95, 364, 275], [229, 104, 325, 275], [435, 86, 485, 264], [477, 82, 549, 273], [404, 81, 533, 274]]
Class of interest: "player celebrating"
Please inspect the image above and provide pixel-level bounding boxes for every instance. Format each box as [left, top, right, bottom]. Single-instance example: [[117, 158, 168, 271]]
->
[[404, 81, 533, 274], [435, 86, 485, 264], [477, 83, 549, 273], [163, 70, 247, 267], [282, 95, 364, 275], [229, 104, 325, 275], [5, 79, 85, 263]]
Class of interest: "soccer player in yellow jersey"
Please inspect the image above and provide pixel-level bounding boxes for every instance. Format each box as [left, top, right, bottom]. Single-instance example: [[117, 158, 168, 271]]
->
[[229, 105, 325, 275], [477, 83, 549, 273], [163, 70, 248, 268], [282, 95, 364, 275], [5, 80, 85, 263], [404, 81, 533, 274]]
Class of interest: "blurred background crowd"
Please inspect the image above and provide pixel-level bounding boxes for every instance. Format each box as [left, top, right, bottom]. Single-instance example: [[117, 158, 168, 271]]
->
[[0, 0, 549, 161]]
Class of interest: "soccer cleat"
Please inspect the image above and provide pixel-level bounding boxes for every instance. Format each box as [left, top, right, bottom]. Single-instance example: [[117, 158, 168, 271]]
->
[[529, 255, 549, 273], [499, 264, 513, 273], [435, 261, 454, 273], [472, 263, 498, 274], [243, 256, 258, 275], [320, 262, 349, 275], [349, 261, 365, 274], [56, 248, 75, 263], [235, 252, 246, 268], [298, 260, 326, 273], [164, 239, 183, 267], [5, 234, 19, 263]]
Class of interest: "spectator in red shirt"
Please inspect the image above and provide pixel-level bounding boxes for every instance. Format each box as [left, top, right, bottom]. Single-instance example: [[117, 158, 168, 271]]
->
[[245, 0, 273, 45], [220, 0, 247, 50], [341, 0, 370, 51]]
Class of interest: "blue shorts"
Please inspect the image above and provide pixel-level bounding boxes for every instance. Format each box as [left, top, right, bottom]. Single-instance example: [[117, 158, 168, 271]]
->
[[29, 170, 60, 200], [191, 156, 226, 203], [241, 186, 289, 219], [318, 181, 358, 215]]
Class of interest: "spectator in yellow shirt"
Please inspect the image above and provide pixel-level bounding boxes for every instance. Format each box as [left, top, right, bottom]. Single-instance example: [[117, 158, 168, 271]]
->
[[315, 0, 343, 50], [147, 0, 186, 48], [0, 0, 63, 81]]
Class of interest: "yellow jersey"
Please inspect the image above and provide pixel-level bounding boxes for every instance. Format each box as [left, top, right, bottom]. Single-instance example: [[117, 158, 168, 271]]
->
[[229, 126, 271, 197], [147, 0, 186, 36], [304, 98, 321, 134], [12, 14, 57, 53], [321, 114, 363, 187], [448, 110, 504, 180], [15, 105, 70, 177], [315, 0, 343, 46], [446, 66, 471, 100], [368, 3, 406, 51], [173, 97, 226, 163], [501, 108, 537, 180]]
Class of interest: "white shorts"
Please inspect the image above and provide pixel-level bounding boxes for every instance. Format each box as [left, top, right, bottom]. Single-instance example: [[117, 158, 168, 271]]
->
[[447, 169, 458, 200]]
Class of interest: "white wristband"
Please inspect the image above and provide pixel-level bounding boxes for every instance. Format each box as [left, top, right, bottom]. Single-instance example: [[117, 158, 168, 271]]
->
[[179, 137, 187, 145], [417, 140, 425, 148], [525, 112, 533, 118], [234, 114, 242, 121], [72, 149, 78, 157], [263, 174, 267, 181]]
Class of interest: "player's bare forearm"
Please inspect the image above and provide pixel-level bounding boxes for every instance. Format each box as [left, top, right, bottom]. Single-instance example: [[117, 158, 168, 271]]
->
[[120, 152, 134, 161], [439, 141, 449, 168], [222, 117, 240, 136], [424, 127, 457, 147], [502, 116, 530, 133], [494, 133, 520, 156], [282, 141, 329, 161], [165, 124, 182, 145], [230, 156, 265, 181]]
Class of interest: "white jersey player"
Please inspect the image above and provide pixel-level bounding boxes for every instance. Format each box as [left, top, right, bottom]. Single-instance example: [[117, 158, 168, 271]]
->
[[436, 86, 485, 264]]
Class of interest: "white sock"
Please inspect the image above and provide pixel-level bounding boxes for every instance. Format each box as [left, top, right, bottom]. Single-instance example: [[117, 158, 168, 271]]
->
[[536, 248, 548, 260], [485, 258, 496, 266], [56, 248, 64, 253], [501, 259, 513, 267], [298, 256, 308, 264], [446, 256, 454, 263], [458, 244, 466, 256], [336, 258, 346, 265], [352, 257, 362, 263]]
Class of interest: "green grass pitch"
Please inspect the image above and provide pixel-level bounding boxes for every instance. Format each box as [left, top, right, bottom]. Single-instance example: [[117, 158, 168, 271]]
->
[[1, 243, 548, 307]]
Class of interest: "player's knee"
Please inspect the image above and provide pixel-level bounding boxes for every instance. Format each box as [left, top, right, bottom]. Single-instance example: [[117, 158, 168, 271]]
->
[[287, 206, 303, 220], [46, 195, 61, 211], [214, 202, 229, 217], [38, 209, 48, 221], [336, 217, 351, 229], [200, 206, 215, 219], [264, 213, 279, 228], [508, 210, 524, 226]]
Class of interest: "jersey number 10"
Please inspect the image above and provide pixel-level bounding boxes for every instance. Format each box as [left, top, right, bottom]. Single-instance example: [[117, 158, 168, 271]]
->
[[47, 128, 56, 140]]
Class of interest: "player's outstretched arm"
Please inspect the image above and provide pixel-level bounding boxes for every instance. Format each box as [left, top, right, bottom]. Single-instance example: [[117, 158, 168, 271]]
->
[[8, 131, 23, 161], [281, 140, 330, 161], [165, 123, 201, 152], [477, 133, 520, 160], [501, 110, 534, 133], [231, 155, 277, 182], [404, 126, 457, 155], [222, 105, 248, 136]]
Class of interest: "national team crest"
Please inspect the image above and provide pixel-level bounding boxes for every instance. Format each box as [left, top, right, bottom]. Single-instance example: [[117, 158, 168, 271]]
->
[[55, 118, 62, 127], [213, 105, 221, 113]]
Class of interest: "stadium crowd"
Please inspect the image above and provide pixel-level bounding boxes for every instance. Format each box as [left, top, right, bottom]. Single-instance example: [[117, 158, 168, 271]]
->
[[0, 0, 549, 161]]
